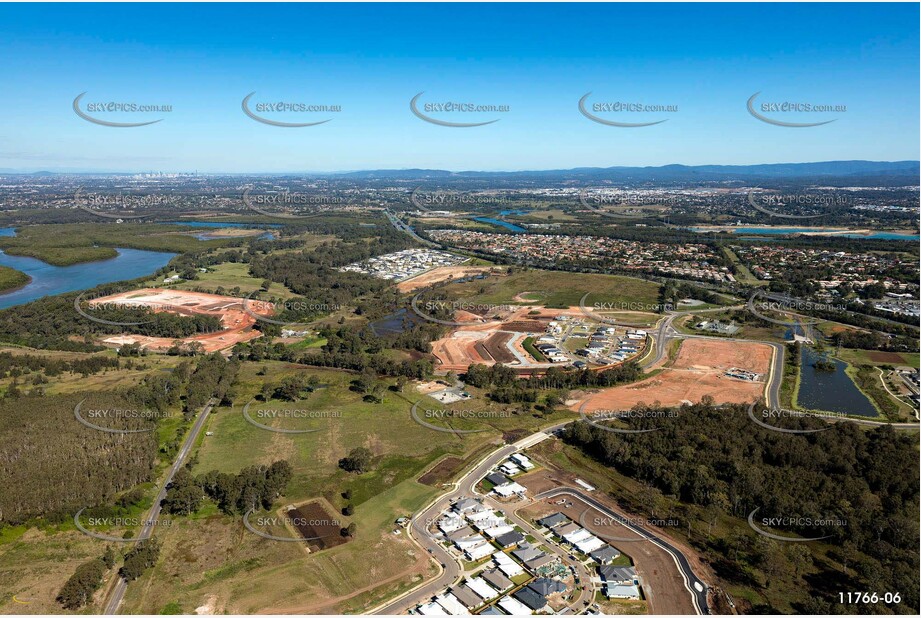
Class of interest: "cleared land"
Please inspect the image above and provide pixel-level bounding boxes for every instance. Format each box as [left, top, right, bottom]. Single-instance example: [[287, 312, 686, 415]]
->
[[90, 288, 272, 352], [289, 500, 349, 551], [574, 338, 773, 412], [396, 265, 502, 292], [429, 306, 587, 371], [438, 269, 661, 309], [172, 262, 297, 300], [836, 348, 919, 369], [111, 361, 579, 614]]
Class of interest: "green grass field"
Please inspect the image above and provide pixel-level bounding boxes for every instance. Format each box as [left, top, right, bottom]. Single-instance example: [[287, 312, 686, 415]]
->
[[836, 348, 920, 369], [523, 336, 548, 361], [721, 246, 764, 287], [114, 359, 579, 614], [439, 269, 661, 309], [171, 262, 298, 299]]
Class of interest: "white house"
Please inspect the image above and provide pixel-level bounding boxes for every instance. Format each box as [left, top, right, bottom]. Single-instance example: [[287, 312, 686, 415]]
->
[[492, 482, 527, 498], [465, 542, 497, 561], [465, 577, 498, 601]]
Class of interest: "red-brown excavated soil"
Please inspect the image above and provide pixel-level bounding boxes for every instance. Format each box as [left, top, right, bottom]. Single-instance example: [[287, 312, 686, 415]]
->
[[90, 288, 273, 353], [574, 338, 773, 413], [482, 332, 517, 363]]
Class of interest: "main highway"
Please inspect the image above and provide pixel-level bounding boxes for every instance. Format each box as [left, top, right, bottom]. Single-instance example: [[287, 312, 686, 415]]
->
[[102, 400, 216, 615]]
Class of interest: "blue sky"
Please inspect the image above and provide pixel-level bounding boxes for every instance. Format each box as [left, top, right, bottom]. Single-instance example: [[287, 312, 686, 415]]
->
[[0, 3, 917, 172]]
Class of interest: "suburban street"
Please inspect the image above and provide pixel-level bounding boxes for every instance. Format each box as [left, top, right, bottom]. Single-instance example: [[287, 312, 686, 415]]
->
[[102, 400, 216, 615], [373, 428, 563, 615], [538, 488, 709, 615], [372, 423, 711, 615]]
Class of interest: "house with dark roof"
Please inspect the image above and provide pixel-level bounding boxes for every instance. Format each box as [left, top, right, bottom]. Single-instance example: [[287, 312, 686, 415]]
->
[[525, 554, 556, 570], [486, 472, 510, 486], [513, 586, 548, 611], [555, 522, 581, 537], [449, 585, 482, 610], [589, 545, 621, 565], [599, 565, 638, 585], [481, 568, 513, 592], [537, 512, 568, 528], [528, 577, 567, 596], [494, 530, 525, 548]]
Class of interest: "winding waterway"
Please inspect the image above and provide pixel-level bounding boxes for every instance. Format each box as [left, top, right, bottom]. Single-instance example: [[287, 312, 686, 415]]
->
[[0, 230, 176, 310]]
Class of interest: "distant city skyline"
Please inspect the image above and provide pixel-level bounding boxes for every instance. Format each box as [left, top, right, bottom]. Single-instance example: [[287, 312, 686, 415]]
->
[[0, 3, 918, 172]]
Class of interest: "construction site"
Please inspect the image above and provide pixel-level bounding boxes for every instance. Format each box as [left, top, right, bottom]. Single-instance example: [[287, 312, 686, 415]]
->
[[429, 305, 647, 374], [573, 338, 774, 413], [89, 288, 273, 353]]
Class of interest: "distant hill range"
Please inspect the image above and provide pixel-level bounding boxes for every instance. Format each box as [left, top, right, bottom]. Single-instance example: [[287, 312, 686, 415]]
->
[[339, 160, 919, 184], [1, 160, 917, 185]]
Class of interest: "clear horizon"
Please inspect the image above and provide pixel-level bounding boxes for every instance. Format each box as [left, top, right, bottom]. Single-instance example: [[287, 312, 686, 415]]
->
[[1, 3, 918, 172], [2, 158, 920, 176]]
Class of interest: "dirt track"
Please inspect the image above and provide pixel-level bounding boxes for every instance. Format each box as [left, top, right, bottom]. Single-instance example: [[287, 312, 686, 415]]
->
[[574, 338, 773, 412]]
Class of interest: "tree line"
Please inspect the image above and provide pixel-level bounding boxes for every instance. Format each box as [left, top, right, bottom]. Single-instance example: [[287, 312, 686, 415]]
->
[[561, 402, 919, 613], [161, 461, 292, 516], [0, 354, 240, 525]]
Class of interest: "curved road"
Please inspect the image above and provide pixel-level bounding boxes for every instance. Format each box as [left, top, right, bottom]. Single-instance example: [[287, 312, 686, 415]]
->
[[537, 488, 709, 615], [372, 440, 519, 615], [371, 423, 709, 615]]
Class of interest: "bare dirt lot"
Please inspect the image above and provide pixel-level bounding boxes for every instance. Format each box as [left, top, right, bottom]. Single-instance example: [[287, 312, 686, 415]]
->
[[482, 332, 516, 363], [429, 305, 585, 371], [866, 351, 905, 364], [90, 288, 272, 352], [396, 265, 502, 293], [574, 338, 773, 413], [288, 500, 349, 552], [418, 456, 464, 486], [430, 330, 493, 371]]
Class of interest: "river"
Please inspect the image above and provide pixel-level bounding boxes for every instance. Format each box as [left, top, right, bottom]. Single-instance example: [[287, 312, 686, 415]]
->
[[0, 241, 177, 310]]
